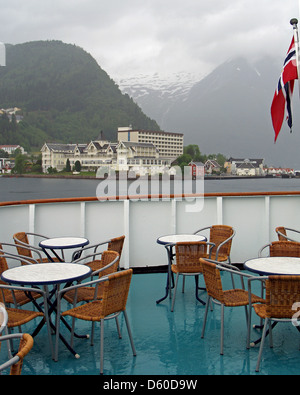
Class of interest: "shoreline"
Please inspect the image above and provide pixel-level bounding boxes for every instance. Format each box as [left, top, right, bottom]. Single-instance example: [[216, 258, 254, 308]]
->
[[1, 174, 290, 181]]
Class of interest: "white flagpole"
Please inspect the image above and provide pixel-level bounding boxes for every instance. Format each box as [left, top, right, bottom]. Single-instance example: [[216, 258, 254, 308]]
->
[[290, 18, 300, 97]]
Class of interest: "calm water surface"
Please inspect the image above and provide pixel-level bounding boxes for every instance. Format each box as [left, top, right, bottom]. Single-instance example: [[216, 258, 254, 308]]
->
[[1, 176, 300, 202]]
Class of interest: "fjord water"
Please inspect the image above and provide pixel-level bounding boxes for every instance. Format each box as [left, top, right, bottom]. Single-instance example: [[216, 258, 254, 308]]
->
[[1, 176, 300, 202]]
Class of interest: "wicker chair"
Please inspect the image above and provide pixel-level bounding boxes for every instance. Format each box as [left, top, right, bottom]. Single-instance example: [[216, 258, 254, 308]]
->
[[55, 269, 136, 374], [0, 282, 52, 359], [71, 235, 125, 275], [194, 225, 235, 263], [248, 275, 300, 372], [171, 241, 213, 311], [0, 333, 34, 375], [275, 226, 300, 242], [62, 250, 120, 304], [259, 240, 300, 257], [13, 232, 57, 264], [0, 249, 42, 307], [200, 258, 265, 355]]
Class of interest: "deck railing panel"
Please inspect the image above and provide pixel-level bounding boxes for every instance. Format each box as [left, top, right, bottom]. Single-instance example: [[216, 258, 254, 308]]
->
[[175, 197, 219, 234], [129, 200, 176, 269], [1, 193, 300, 269]]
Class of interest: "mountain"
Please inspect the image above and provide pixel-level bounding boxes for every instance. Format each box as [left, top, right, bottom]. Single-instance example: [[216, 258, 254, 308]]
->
[[118, 71, 202, 127], [0, 41, 160, 150], [119, 57, 300, 169]]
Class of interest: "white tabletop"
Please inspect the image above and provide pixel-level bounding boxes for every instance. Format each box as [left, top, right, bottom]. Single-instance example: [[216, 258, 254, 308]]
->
[[39, 237, 89, 250], [244, 257, 300, 275], [157, 234, 206, 245], [1, 263, 92, 285]]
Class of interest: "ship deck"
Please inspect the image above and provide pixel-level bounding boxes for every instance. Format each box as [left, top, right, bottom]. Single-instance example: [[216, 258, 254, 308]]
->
[[1, 269, 299, 376]]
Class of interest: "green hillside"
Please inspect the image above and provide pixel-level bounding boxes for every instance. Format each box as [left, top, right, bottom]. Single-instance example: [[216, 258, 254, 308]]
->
[[0, 40, 160, 151]]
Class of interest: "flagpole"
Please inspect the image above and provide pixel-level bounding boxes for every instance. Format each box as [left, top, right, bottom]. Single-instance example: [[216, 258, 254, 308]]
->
[[290, 18, 300, 98]]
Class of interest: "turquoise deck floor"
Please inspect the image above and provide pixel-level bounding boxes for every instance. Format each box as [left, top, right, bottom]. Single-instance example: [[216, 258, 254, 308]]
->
[[1, 270, 300, 375]]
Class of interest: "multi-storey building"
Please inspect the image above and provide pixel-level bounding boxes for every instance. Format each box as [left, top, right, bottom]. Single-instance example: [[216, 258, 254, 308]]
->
[[117, 127, 184, 159]]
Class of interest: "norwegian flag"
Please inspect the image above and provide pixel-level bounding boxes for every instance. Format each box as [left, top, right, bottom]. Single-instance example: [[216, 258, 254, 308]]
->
[[271, 37, 298, 142]]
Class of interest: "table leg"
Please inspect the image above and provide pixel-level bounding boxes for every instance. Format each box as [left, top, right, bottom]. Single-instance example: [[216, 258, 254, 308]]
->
[[29, 285, 87, 360], [195, 275, 206, 305], [41, 247, 64, 262], [24, 288, 54, 359], [250, 322, 277, 346], [156, 245, 174, 304]]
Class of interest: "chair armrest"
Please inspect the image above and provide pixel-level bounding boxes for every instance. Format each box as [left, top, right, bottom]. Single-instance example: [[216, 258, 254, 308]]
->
[[0, 253, 39, 265], [71, 240, 110, 261], [193, 226, 210, 235], [281, 227, 300, 242], [213, 258, 257, 290], [72, 250, 103, 264], [247, 276, 267, 307], [0, 283, 47, 295], [258, 243, 270, 257], [27, 232, 48, 241]]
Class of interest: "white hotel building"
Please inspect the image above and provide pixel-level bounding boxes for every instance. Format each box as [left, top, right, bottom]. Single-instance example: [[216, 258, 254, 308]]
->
[[41, 127, 184, 175]]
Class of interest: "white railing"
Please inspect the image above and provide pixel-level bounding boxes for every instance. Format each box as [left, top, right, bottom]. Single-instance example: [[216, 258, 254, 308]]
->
[[1, 191, 300, 269]]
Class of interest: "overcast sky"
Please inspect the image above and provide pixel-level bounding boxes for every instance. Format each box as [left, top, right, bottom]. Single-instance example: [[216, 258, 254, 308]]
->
[[0, 0, 299, 81]]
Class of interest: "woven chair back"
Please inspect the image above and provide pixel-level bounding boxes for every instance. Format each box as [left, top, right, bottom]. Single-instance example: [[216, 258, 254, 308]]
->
[[200, 259, 224, 303], [98, 250, 119, 278], [269, 241, 300, 257], [101, 269, 133, 318], [276, 226, 288, 241], [266, 275, 300, 318], [175, 242, 208, 273], [108, 235, 125, 257], [13, 232, 35, 264], [210, 225, 234, 259]]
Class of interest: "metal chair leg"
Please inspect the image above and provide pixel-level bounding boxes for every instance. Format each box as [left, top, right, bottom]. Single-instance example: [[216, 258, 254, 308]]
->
[[171, 273, 179, 312], [100, 319, 104, 375], [201, 296, 210, 338], [123, 310, 136, 356], [256, 317, 269, 372], [220, 304, 224, 355]]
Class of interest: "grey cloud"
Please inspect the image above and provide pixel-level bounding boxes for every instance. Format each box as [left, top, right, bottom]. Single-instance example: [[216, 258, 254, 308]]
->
[[0, 0, 298, 79]]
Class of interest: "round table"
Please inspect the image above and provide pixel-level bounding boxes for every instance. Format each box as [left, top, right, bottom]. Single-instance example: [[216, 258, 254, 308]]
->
[[1, 263, 92, 360], [244, 257, 300, 276], [1, 262, 92, 285], [39, 237, 89, 262], [157, 234, 206, 246]]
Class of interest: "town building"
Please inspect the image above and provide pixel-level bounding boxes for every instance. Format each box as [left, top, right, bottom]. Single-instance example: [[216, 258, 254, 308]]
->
[[0, 144, 25, 155], [224, 158, 265, 176], [189, 161, 205, 179], [117, 127, 183, 159], [41, 127, 183, 175], [204, 159, 221, 174]]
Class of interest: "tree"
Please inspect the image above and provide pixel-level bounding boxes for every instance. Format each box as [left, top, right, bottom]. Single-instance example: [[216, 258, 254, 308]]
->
[[184, 145, 201, 161], [12, 153, 27, 174], [65, 158, 71, 172], [0, 149, 9, 158], [74, 160, 81, 172]]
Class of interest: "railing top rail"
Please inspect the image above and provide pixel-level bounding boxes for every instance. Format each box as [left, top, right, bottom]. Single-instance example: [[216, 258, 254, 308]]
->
[[1, 190, 300, 207]]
